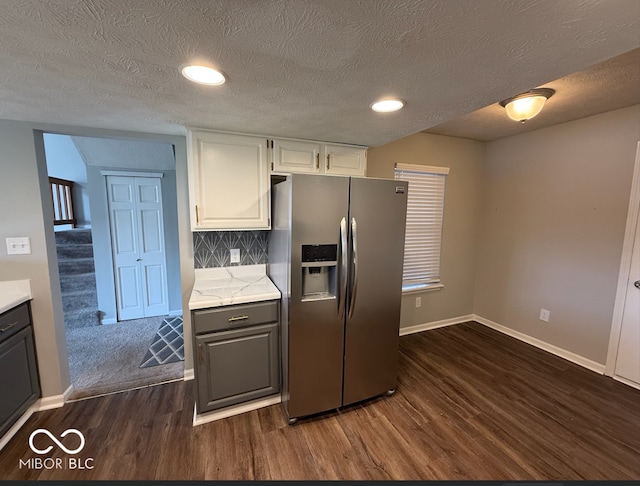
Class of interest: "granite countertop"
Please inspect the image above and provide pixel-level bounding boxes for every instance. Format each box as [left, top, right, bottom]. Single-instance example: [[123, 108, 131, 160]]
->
[[0, 279, 32, 314], [188, 264, 281, 310]]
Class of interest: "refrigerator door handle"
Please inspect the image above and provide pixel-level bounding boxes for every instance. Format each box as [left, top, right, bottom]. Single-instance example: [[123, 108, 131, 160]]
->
[[338, 217, 348, 319], [348, 217, 358, 319]]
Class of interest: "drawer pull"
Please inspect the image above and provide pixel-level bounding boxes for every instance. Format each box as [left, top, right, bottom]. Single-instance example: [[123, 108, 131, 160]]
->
[[228, 315, 249, 322], [0, 321, 17, 332]]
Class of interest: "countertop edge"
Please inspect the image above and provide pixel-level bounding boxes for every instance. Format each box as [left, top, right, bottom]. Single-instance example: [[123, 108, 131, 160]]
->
[[188, 291, 281, 311], [0, 280, 32, 315]]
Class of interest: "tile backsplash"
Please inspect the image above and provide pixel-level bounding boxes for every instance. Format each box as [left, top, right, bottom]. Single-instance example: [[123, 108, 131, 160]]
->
[[193, 231, 269, 268]]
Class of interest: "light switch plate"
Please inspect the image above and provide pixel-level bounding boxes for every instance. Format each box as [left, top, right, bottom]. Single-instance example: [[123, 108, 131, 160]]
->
[[230, 248, 240, 263], [6, 237, 31, 255]]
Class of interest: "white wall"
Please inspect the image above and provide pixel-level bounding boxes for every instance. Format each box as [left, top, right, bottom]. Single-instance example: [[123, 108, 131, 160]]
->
[[43, 134, 91, 228], [475, 105, 640, 364]]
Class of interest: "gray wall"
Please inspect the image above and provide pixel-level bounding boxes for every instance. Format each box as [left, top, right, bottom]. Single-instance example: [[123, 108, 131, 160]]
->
[[367, 106, 639, 365], [0, 119, 193, 400], [367, 132, 485, 329], [476, 105, 640, 364], [0, 121, 70, 398]]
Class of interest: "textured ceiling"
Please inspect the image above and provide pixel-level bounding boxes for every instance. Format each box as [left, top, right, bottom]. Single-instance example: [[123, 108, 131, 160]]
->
[[1, 0, 639, 147], [423, 48, 640, 141]]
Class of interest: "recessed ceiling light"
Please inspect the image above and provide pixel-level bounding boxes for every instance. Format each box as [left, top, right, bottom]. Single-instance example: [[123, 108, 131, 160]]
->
[[180, 64, 226, 85], [370, 99, 405, 113]]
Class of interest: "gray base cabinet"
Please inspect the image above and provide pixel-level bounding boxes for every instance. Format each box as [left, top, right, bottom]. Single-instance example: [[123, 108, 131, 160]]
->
[[192, 300, 280, 414], [0, 301, 40, 439]]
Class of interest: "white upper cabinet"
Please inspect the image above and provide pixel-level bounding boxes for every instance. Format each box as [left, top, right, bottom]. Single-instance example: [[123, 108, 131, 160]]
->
[[324, 143, 367, 176], [187, 130, 270, 231], [272, 139, 323, 174], [270, 139, 367, 177]]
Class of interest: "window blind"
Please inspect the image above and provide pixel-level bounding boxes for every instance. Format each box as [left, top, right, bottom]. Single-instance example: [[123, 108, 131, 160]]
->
[[394, 163, 449, 290]]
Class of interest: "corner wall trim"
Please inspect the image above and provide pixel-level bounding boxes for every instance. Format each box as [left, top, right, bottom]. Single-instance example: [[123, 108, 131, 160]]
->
[[38, 385, 72, 412], [399, 315, 474, 336], [183, 368, 195, 381], [473, 314, 606, 374]]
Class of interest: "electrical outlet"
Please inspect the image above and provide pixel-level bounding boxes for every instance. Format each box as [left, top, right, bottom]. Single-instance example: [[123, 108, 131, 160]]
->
[[539, 308, 550, 322], [416, 296, 421, 308], [6, 237, 31, 255], [230, 248, 240, 264]]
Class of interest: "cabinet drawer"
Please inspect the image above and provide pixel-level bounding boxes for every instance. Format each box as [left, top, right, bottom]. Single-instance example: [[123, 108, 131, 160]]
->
[[0, 302, 31, 343], [192, 300, 278, 334]]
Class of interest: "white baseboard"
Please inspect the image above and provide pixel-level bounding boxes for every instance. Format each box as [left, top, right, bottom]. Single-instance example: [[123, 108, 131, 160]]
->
[[473, 314, 606, 374], [183, 368, 194, 381], [101, 317, 117, 325], [612, 374, 640, 391], [399, 314, 474, 336], [38, 385, 72, 411], [193, 394, 281, 426], [0, 401, 40, 452], [169, 310, 183, 317]]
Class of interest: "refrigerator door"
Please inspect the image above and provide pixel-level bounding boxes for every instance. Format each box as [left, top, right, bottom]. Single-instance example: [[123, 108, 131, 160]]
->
[[287, 174, 350, 418], [342, 177, 408, 406]]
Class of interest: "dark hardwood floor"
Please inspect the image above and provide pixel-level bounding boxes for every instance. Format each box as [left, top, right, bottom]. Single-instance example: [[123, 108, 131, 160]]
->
[[1, 321, 639, 480]]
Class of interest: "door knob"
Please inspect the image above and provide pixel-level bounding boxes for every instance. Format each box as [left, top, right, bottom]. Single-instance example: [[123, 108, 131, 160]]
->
[[136, 258, 142, 262], [635, 280, 640, 289]]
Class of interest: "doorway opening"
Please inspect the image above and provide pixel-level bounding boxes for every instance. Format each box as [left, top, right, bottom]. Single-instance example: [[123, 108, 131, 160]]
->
[[44, 133, 184, 400]]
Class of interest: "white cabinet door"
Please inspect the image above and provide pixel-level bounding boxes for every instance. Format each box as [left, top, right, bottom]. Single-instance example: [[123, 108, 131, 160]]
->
[[324, 144, 367, 176], [272, 139, 322, 174], [188, 131, 270, 230]]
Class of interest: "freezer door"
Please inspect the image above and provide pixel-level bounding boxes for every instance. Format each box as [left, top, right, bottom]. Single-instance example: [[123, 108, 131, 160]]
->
[[287, 174, 350, 418], [343, 177, 408, 406]]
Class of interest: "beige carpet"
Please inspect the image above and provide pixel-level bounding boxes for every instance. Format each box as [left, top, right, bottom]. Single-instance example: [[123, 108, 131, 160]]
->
[[65, 315, 184, 401]]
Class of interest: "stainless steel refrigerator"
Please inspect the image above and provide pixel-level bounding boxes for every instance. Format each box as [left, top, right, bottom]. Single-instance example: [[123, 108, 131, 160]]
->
[[268, 173, 408, 423]]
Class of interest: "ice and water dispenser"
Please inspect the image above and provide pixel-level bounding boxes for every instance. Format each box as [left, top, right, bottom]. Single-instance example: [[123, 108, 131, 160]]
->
[[301, 244, 337, 301]]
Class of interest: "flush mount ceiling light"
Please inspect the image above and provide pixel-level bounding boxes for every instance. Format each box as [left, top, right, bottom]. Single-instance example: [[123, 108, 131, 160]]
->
[[499, 88, 555, 123], [370, 98, 405, 113], [180, 64, 226, 85]]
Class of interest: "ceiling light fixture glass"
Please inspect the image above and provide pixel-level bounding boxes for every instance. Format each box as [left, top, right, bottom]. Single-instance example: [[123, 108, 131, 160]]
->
[[499, 88, 555, 123], [180, 64, 226, 85], [370, 98, 405, 113]]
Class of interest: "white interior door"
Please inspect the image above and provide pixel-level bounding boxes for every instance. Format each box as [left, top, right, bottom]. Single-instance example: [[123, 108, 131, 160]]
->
[[614, 214, 640, 384], [607, 141, 640, 387], [107, 175, 169, 321]]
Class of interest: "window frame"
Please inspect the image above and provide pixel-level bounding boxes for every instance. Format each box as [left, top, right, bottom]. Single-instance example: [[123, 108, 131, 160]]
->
[[394, 163, 449, 293]]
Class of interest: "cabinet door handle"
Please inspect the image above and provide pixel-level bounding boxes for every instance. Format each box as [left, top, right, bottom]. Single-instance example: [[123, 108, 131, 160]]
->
[[0, 321, 17, 332], [326, 154, 330, 170], [198, 344, 204, 365], [228, 315, 249, 322], [316, 153, 320, 169], [195, 205, 199, 224]]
